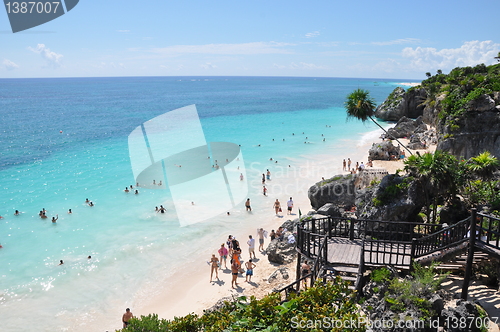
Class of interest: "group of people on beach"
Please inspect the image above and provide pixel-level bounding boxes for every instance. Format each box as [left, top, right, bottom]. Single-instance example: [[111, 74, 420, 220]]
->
[[210, 229, 270, 288], [342, 157, 374, 174]]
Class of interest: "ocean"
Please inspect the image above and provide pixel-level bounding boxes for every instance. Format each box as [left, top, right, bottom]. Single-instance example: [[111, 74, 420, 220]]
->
[[0, 76, 417, 331]]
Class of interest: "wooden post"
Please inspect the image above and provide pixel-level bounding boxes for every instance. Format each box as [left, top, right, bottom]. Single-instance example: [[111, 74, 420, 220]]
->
[[461, 208, 477, 300], [349, 219, 355, 240], [296, 251, 302, 292], [410, 238, 417, 272]]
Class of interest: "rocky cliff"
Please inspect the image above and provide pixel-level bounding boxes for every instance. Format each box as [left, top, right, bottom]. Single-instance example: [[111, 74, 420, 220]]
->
[[374, 87, 427, 121]]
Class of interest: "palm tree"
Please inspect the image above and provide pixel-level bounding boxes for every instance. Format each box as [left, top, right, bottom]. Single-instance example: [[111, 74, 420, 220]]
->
[[425, 72, 431, 78], [345, 88, 412, 155], [468, 151, 499, 200], [404, 150, 460, 223], [495, 52, 500, 63]]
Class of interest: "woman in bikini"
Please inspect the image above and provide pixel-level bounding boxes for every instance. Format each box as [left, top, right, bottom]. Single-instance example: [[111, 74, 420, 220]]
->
[[273, 199, 281, 215], [209, 254, 219, 282]]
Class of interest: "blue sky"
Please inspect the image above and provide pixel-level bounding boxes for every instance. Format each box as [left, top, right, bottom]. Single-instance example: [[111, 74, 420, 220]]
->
[[1, 0, 499, 79]]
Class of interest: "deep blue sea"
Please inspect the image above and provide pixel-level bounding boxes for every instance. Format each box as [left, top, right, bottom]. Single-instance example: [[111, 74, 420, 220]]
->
[[0, 76, 417, 331]]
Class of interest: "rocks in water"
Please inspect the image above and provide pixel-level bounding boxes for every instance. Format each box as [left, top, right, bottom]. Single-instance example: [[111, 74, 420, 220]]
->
[[374, 87, 427, 121], [368, 140, 400, 161], [308, 174, 356, 210]]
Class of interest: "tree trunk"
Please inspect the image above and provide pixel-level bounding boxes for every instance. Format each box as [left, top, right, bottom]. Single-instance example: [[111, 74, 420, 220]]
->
[[369, 116, 413, 156]]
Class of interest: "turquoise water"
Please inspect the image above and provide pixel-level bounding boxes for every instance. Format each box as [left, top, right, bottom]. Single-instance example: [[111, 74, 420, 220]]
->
[[0, 76, 417, 331]]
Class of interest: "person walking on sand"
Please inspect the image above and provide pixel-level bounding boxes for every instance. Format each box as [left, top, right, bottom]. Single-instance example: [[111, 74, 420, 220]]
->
[[209, 254, 219, 282], [287, 197, 294, 215], [262, 186, 267, 196], [257, 228, 265, 251], [273, 199, 281, 215], [343, 159, 346, 171], [231, 259, 240, 288], [218, 243, 228, 269], [122, 308, 134, 328], [240, 173, 244, 181], [347, 158, 351, 171], [247, 235, 256, 259], [245, 259, 256, 282], [245, 198, 251, 212]]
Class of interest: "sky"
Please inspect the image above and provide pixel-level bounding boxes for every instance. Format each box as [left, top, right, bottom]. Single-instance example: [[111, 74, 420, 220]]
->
[[0, 0, 499, 80]]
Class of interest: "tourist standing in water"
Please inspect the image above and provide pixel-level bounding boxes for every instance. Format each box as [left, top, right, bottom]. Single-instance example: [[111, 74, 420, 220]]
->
[[245, 198, 251, 211], [52, 215, 58, 223]]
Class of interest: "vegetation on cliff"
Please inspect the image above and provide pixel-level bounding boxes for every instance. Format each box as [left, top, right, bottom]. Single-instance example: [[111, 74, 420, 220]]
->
[[418, 63, 500, 128]]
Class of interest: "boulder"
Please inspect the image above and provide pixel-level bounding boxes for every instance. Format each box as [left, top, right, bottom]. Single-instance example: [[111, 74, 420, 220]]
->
[[316, 203, 342, 217], [308, 174, 356, 210], [375, 87, 427, 121], [387, 116, 423, 139], [441, 300, 484, 332], [368, 140, 400, 160], [467, 94, 496, 112], [356, 174, 425, 224]]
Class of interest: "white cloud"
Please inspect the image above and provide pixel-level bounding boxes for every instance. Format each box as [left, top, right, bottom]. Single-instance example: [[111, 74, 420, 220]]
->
[[200, 62, 217, 69], [152, 42, 295, 56], [273, 63, 286, 69], [28, 44, 63, 67], [305, 31, 320, 38], [3, 59, 19, 70], [402, 40, 500, 72], [372, 38, 421, 46]]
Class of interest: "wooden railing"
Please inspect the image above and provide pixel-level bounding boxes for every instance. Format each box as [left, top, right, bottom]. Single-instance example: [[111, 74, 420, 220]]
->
[[412, 217, 470, 258], [477, 212, 500, 248]]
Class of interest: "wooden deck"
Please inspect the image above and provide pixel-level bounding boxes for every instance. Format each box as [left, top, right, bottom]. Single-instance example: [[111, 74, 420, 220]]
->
[[327, 238, 362, 265]]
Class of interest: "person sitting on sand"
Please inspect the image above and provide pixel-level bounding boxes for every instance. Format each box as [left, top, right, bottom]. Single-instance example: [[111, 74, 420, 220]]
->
[[209, 254, 219, 282], [245, 259, 256, 282], [122, 308, 134, 328]]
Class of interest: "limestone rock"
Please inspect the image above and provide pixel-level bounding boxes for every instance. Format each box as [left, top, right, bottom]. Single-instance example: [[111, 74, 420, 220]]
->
[[467, 94, 495, 112], [375, 87, 427, 121], [387, 116, 424, 139], [308, 174, 356, 210], [368, 140, 400, 161]]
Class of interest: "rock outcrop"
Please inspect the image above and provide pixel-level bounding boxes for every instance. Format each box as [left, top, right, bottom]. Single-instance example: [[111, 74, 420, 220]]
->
[[437, 96, 500, 159], [374, 87, 427, 121], [264, 219, 299, 264], [386, 116, 424, 139], [368, 140, 400, 160], [308, 175, 356, 210], [355, 174, 424, 223]]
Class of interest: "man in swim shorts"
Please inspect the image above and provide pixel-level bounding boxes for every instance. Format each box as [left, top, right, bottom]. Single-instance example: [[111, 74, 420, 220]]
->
[[257, 228, 265, 251], [122, 308, 134, 328], [247, 235, 256, 259], [245, 198, 251, 211], [231, 259, 240, 288], [245, 259, 256, 282]]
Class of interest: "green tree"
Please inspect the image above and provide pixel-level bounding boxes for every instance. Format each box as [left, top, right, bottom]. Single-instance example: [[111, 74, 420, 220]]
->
[[495, 51, 500, 63], [404, 150, 460, 223], [467, 151, 499, 202], [345, 88, 412, 155], [425, 72, 431, 78], [437, 69, 443, 75]]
